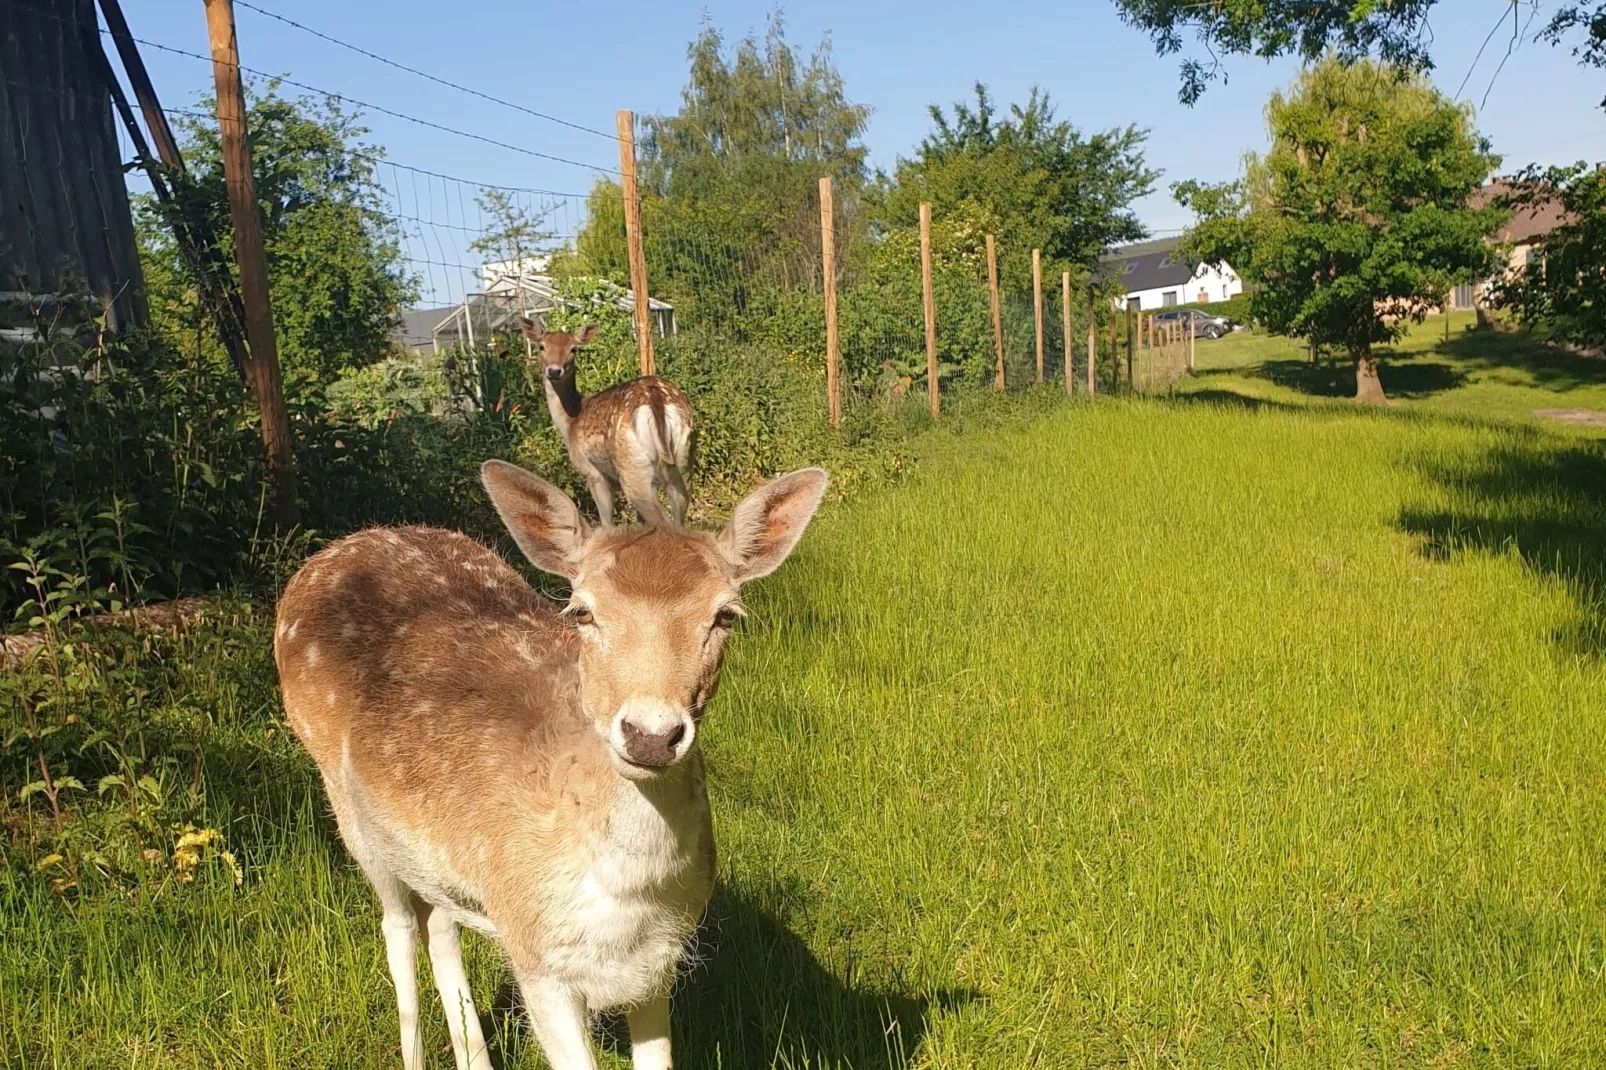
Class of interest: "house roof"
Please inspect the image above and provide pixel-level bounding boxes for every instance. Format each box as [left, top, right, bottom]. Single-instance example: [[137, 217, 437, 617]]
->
[[396, 306, 454, 349], [1469, 178, 1571, 245], [1098, 236, 1195, 294]]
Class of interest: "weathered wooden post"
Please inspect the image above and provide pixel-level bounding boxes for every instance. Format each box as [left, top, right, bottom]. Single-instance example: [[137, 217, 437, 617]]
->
[[1086, 287, 1097, 396], [818, 176, 841, 430], [616, 109, 654, 376], [1061, 271, 1073, 396], [986, 234, 1004, 391], [920, 201, 938, 419], [1032, 248, 1044, 385], [203, 0, 297, 531]]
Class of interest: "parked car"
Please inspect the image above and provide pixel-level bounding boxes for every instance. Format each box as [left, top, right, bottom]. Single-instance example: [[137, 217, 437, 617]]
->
[[1152, 307, 1234, 339]]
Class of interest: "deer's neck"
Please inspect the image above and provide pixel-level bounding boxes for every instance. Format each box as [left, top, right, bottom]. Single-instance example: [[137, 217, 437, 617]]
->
[[543, 376, 584, 441]]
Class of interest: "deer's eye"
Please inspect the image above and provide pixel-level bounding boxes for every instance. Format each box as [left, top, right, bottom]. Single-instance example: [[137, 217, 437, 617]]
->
[[568, 605, 595, 627], [713, 606, 741, 630]]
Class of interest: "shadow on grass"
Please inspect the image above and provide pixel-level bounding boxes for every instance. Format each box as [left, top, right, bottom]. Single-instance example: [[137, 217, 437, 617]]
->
[[1443, 329, 1606, 394], [1173, 388, 1308, 412], [1398, 432, 1606, 655], [487, 882, 970, 1069], [1247, 355, 1468, 399]]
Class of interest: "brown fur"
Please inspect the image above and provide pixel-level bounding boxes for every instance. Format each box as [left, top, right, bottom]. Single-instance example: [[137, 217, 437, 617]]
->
[[524, 320, 696, 528], [275, 461, 828, 1070]]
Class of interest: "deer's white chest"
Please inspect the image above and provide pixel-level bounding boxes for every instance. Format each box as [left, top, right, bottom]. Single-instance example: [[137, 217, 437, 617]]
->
[[541, 778, 713, 1010]]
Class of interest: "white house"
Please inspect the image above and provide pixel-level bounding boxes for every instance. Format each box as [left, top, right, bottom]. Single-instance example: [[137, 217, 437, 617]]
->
[[1100, 236, 1242, 310]]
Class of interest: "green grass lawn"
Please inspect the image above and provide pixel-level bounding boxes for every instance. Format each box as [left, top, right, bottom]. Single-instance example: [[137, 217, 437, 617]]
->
[[6, 320, 1606, 1067]]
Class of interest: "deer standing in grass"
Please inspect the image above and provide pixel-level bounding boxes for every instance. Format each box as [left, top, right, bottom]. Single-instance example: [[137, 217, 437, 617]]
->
[[526, 319, 695, 528], [275, 460, 827, 1070]]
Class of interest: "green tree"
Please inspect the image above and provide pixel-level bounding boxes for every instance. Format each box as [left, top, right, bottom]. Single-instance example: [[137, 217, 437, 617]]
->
[[1119, 0, 1606, 107], [138, 86, 413, 386], [883, 84, 1158, 288], [1176, 58, 1502, 403], [1542, 2, 1606, 106], [564, 14, 872, 321], [1493, 162, 1606, 348]]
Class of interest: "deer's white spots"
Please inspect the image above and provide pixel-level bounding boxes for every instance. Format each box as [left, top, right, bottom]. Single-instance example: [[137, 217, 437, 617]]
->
[[341, 621, 358, 638], [304, 642, 320, 665]]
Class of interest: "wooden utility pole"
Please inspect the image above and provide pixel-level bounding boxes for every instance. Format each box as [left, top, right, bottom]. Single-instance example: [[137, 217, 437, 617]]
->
[[818, 176, 841, 430], [97, 2, 250, 380], [1086, 288, 1097, 396], [1061, 271, 1073, 396], [1032, 249, 1045, 385], [203, 0, 297, 531], [986, 234, 1004, 391], [919, 202, 938, 419], [616, 110, 654, 376]]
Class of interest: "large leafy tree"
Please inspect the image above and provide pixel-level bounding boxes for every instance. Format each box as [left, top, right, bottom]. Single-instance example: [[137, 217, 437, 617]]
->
[[882, 85, 1157, 288], [139, 86, 413, 386], [1176, 58, 1502, 403], [565, 14, 872, 318], [1117, 0, 1606, 107], [1493, 162, 1606, 349]]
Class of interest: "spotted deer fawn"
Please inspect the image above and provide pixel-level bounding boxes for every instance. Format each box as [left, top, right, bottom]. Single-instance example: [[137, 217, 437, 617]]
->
[[525, 319, 695, 528], [275, 460, 827, 1070]]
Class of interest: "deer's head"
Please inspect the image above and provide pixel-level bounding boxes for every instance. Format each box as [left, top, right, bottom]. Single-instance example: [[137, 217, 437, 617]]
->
[[520, 318, 598, 385], [481, 460, 827, 781]]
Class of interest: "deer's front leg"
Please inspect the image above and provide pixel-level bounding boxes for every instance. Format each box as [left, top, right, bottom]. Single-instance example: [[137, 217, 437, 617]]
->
[[628, 993, 672, 1070], [518, 975, 598, 1070]]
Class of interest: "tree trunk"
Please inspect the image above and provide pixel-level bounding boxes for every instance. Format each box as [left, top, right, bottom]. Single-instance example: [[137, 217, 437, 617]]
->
[[1352, 347, 1386, 404]]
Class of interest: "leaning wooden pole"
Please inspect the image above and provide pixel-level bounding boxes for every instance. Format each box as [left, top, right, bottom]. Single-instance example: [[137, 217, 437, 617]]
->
[[1032, 249, 1045, 385], [986, 234, 1004, 391], [1086, 288, 1097, 396], [818, 176, 841, 430], [202, 0, 297, 531], [1061, 271, 1073, 396], [616, 110, 654, 377], [919, 202, 938, 419]]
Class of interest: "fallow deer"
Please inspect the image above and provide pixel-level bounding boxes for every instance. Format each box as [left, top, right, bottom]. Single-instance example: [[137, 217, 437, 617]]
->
[[525, 319, 695, 528], [275, 460, 827, 1070]]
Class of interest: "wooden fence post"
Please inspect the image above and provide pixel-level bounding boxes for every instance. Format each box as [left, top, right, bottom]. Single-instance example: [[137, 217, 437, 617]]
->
[[616, 109, 654, 377], [202, 0, 297, 532], [1124, 302, 1135, 388], [1086, 288, 1097, 396], [1187, 315, 1195, 374], [986, 234, 1004, 391], [818, 176, 841, 430], [1032, 248, 1044, 385], [1061, 271, 1073, 396], [920, 202, 938, 419], [1109, 313, 1118, 389]]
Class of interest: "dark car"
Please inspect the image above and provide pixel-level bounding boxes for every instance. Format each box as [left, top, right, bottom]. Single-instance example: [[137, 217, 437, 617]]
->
[[1152, 307, 1234, 339]]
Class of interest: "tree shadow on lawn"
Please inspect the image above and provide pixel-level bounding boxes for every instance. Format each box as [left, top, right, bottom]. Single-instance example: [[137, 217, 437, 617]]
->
[[1442, 329, 1606, 395], [1248, 354, 1468, 399], [487, 882, 971, 1069], [1398, 430, 1606, 656]]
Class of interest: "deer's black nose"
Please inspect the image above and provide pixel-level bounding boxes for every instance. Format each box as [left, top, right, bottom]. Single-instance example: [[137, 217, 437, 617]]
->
[[545, 365, 565, 382], [619, 719, 688, 767]]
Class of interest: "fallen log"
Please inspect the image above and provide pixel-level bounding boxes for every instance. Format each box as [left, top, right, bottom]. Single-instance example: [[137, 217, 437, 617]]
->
[[1, 596, 215, 672]]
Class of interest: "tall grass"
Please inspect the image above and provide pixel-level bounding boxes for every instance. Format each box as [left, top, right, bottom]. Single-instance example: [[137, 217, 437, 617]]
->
[[5, 332, 1606, 1066]]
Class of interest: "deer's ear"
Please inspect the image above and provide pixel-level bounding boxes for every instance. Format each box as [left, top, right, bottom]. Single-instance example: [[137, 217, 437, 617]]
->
[[718, 468, 828, 584], [573, 323, 599, 345], [519, 317, 543, 343], [481, 460, 588, 579]]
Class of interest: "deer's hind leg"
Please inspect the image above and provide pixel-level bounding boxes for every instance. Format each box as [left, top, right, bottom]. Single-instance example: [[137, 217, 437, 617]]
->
[[617, 460, 667, 528], [422, 904, 490, 1070], [662, 463, 690, 527], [329, 796, 427, 1070]]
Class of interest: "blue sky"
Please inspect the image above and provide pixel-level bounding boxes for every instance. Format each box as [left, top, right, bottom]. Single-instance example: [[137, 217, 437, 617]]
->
[[121, 0, 1605, 302]]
